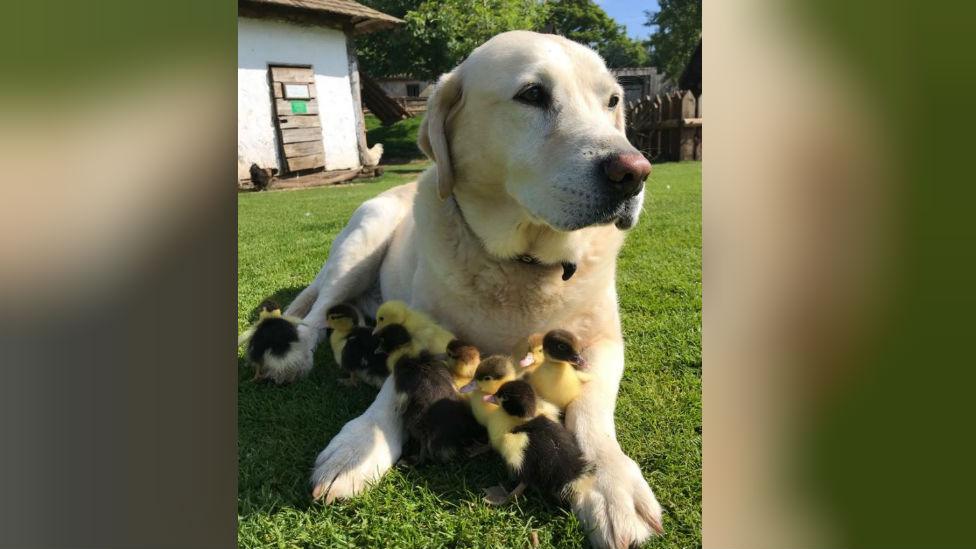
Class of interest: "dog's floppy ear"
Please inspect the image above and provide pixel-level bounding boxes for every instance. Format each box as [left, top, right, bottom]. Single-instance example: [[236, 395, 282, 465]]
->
[[418, 71, 463, 200]]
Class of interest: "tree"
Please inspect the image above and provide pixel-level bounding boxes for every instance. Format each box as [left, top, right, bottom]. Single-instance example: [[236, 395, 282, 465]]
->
[[644, 0, 701, 80], [356, 0, 652, 78], [546, 0, 648, 68], [356, 0, 550, 79]]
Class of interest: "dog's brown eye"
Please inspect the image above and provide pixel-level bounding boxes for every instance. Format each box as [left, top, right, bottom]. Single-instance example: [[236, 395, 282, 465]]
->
[[516, 85, 547, 107], [608, 95, 620, 108]]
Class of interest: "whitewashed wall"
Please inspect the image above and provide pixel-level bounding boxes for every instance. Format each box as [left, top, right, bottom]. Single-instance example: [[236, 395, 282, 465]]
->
[[238, 16, 362, 179]]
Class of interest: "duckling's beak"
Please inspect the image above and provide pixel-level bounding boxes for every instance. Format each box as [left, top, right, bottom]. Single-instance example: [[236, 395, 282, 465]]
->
[[518, 353, 535, 368], [482, 394, 499, 404], [572, 354, 588, 370], [459, 381, 477, 393]]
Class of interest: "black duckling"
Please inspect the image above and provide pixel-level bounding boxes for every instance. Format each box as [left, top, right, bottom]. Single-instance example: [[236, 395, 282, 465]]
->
[[380, 327, 488, 462], [339, 326, 389, 388], [482, 380, 592, 506], [238, 300, 313, 384]]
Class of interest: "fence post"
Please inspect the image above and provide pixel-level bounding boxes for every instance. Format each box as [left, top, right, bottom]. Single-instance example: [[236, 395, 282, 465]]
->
[[695, 93, 702, 160], [661, 93, 674, 160], [653, 94, 662, 160], [680, 90, 696, 161]]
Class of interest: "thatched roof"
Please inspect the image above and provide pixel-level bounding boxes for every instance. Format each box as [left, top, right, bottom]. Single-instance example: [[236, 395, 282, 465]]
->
[[241, 0, 403, 34]]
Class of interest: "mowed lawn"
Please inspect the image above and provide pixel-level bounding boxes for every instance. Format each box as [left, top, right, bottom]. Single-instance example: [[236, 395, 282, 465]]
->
[[237, 161, 701, 548]]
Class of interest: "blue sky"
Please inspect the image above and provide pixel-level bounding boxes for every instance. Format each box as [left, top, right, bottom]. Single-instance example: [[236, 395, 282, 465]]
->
[[596, 0, 659, 40]]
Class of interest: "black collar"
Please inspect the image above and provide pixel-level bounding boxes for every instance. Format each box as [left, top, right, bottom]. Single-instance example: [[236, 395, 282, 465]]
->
[[450, 196, 578, 281]]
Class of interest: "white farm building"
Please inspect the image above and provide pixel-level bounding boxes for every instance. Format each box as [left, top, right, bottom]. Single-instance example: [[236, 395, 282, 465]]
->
[[238, 0, 401, 185]]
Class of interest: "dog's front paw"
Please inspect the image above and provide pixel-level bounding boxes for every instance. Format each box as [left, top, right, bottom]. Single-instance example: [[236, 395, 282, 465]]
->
[[310, 394, 403, 503], [573, 451, 663, 549]]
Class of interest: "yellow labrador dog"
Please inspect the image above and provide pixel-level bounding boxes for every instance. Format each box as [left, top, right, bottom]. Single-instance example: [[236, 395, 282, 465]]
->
[[289, 31, 662, 547]]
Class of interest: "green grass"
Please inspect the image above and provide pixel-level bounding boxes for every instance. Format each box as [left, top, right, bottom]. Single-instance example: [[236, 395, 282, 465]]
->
[[238, 162, 702, 548], [365, 114, 424, 161]]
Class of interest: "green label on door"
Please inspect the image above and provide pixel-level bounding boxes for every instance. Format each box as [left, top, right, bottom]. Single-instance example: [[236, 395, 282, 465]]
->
[[290, 101, 308, 114]]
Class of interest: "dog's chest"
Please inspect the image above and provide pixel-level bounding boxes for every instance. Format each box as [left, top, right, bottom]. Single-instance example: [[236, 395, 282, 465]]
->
[[416, 263, 587, 353]]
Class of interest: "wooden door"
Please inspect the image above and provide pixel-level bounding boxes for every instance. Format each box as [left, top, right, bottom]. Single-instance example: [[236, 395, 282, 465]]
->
[[269, 66, 325, 173]]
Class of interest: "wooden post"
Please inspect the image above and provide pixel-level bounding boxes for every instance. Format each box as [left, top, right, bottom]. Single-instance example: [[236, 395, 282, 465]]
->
[[345, 32, 370, 169], [670, 91, 683, 161], [653, 95, 662, 161], [679, 90, 696, 161], [658, 93, 672, 160], [695, 93, 702, 161]]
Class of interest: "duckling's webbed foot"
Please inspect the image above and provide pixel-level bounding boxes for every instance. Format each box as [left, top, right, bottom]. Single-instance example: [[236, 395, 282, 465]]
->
[[397, 438, 423, 468], [482, 484, 512, 506], [465, 441, 492, 458], [337, 375, 358, 387], [482, 482, 526, 505]]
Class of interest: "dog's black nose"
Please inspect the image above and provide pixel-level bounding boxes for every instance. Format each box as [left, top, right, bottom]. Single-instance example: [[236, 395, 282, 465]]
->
[[603, 152, 651, 198]]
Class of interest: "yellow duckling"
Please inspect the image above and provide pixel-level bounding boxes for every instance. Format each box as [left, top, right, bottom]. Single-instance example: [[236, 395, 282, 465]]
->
[[445, 340, 481, 390], [460, 356, 559, 442], [527, 329, 592, 411], [374, 300, 455, 355], [325, 304, 359, 367], [512, 333, 545, 378], [459, 356, 517, 429]]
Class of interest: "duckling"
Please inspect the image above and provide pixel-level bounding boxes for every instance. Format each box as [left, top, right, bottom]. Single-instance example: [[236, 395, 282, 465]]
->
[[512, 333, 545, 377], [325, 304, 359, 367], [374, 323, 421, 373], [237, 300, 314, 384], [481, 380, 593, 506], [374, 300, 455, 355], [461, 356, 560, 443], [392, 352, 484, 463], [445, 340, 481, 390], [338, 326, 389, 388], [527, 329, 592, 410], [458, 355, 518, 428]]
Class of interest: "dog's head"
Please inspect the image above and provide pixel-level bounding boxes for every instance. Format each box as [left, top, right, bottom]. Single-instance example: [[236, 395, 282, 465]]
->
[[419, 31, 650, 232]]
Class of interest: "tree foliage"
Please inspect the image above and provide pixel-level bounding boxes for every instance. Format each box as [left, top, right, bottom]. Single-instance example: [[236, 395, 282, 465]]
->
[[546, 0, 648, 68], [357, 0, 549, 79], [355, 0, 649, 79], [644, 0, 701, 80]]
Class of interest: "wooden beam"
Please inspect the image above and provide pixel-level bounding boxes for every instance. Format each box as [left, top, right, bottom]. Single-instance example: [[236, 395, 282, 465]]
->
[[346, 33, 370, 168], [271, 66, 314, 83], [286, 153, 325, 172], [280, 127, 323, 144], [275, 99, 318, 115], [655, 117, 702, 129], [277, 116, 321, 129], [271, 168, 360, 190], [283, 140, 324, 157]]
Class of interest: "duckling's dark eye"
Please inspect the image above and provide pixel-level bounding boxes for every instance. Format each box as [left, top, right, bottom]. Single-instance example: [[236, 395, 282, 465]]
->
[[378, 316, 384, 322], [608, 95, 620, 108], [515, 85, 548, 107]]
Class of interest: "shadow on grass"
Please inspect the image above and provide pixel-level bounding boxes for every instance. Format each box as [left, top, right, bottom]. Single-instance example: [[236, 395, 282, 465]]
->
[[239, 347, 570, 521], [382, 166, 426, 174], [239, 285, 584, 526]]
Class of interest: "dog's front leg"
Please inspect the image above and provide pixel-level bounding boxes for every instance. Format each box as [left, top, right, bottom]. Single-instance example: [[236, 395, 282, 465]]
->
[[310, 376, 404, 502], [565, 338, 664, 549]]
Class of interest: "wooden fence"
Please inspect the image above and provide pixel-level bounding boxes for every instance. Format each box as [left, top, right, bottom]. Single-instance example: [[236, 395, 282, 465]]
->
[[626, 90, 701, 162], [395, 97, 427, 115]]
